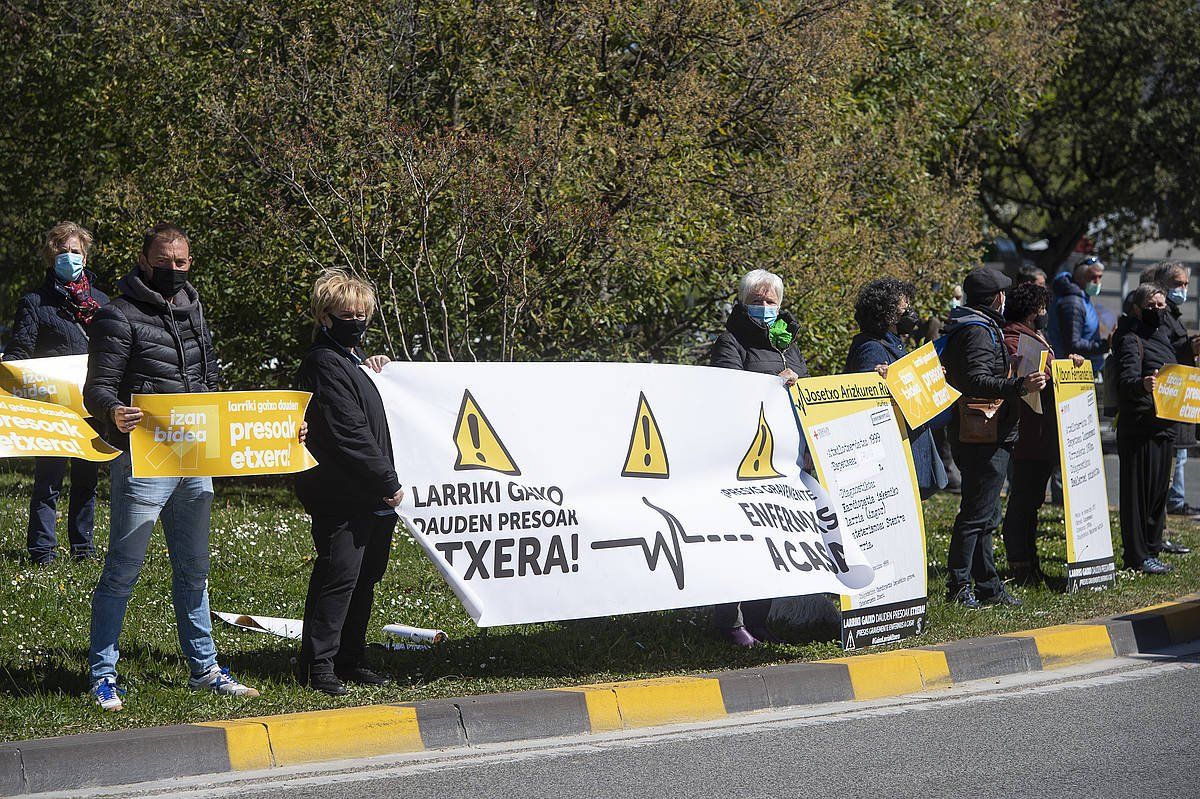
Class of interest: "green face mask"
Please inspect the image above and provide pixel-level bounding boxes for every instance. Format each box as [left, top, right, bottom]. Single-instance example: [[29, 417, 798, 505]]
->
[[1085, 282, 1102, 297]]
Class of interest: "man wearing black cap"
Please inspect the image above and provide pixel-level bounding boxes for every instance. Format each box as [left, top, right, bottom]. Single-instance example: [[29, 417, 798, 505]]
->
[[939, 266, 1047, 608]]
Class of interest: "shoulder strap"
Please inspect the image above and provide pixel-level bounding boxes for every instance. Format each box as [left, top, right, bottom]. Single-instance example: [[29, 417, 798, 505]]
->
[[934, 319, 998, 356]]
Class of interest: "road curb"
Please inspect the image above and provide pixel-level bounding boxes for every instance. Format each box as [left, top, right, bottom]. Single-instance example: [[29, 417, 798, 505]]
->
[[3, 592, 1199, 795]]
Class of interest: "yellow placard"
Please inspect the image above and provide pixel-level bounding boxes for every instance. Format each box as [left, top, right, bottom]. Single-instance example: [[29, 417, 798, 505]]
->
[[1153, 364, 1200, 423], [1038, 349, 1050, 374], [0, 355, 89, 417], [129, 390, 317, 478], [0, 394, 118, 462], [883, 341, 960, 429]]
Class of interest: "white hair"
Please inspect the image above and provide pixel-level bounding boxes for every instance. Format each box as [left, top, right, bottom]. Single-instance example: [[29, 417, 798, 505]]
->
[[737, 269, 785, 305]]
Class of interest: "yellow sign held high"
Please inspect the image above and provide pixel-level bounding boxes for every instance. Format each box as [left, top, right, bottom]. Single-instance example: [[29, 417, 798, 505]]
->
[[452, 390, 521, 476], [129, 390, 317, 478], [0, 355, 89, 417], [884, 341, 960, 429], [621, 392, 669, 479], [737, 403, 784, 480]]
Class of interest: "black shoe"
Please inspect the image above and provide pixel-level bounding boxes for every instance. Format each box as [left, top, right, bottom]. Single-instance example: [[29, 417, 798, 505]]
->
[[982, 587, 1022, 607], [308, 671, 348, 696], [1167, 504, 1200, 519], [1160, 539, 1192, 555], [1009, 562, 1043, 588], [335, 666, 388, 686], [946, 585, 981, 609]]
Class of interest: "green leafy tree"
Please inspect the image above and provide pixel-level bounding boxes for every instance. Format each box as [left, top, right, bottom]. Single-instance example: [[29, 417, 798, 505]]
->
[[0, 0, 1071, 381], [979, 0, 1200, 268]]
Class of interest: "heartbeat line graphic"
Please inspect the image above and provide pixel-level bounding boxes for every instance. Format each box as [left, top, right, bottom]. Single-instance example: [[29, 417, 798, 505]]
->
[[590, 497, 754, 590]]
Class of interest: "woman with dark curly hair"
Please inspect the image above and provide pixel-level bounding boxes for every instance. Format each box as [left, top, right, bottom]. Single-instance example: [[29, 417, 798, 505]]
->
[[845, 277, 946, 497], [1001, 282, 1085, 586]]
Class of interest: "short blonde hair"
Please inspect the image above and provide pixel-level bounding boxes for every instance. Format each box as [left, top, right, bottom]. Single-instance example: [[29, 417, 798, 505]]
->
[[310, 269, 378, 337], [41, 221, 94, 268]]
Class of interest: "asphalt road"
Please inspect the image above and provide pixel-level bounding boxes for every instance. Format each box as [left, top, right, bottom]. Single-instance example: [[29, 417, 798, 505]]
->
[[88, 646, 1200, 799]]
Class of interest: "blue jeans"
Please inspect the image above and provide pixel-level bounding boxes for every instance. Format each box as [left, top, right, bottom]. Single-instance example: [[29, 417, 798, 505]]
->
[[1168, 447, 1187, 511], [89, 453, 217, 682], [27, 457, 98, 563]]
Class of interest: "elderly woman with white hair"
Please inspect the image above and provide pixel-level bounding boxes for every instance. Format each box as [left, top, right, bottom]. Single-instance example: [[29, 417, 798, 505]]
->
[[709, 268, 809, 646]]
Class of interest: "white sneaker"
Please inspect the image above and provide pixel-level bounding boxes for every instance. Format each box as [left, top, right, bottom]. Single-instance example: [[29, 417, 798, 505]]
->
[[188, 664, 260, 697], [91, 676, 124, 711]]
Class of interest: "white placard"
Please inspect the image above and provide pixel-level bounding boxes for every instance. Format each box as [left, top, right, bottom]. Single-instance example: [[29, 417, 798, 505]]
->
[[1054, 366, 1116, 591], [791, 374, 928, 649]]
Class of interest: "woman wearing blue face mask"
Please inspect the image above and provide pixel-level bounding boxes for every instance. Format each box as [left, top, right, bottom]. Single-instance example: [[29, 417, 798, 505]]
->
[[709, 268, 809, 646], [4, 221, 110, 565]]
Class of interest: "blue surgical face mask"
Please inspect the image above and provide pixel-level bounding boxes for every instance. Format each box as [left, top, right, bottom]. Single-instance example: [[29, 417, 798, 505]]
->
[[950, 298, 962, 310], [746, 303, 779, 327], [1085, 281, 1102, 297], [1167, 287, 1187, 306], [54, 252, 85, 282]]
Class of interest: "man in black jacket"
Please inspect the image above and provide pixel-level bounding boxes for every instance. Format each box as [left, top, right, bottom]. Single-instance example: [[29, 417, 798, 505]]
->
[[939, 267, 1046, 608], [82, 223, 258, 711], [1140, 261, 1200, 531]]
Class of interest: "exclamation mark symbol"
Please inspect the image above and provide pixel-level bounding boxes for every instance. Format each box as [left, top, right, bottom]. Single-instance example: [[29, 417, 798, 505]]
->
[[641, 416, 652, 466], [621, 392, 669, 478], [570, 533, 579, 572], [753, 424, 767, 471], [468, 414, 485, 463]]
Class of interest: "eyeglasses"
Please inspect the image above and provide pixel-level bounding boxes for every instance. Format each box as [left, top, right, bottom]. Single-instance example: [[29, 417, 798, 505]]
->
[[1080, 255, 1102, 267]]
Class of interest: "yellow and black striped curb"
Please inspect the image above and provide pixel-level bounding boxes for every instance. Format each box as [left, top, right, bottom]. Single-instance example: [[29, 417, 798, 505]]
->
[[3, 593, 1199, 796]]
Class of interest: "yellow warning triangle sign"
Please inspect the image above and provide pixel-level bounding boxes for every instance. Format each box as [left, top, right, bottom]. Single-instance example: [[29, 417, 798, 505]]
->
[[452, 389, 521, 476], [737, 403, 785, 481], [621, 392, 669, 479]]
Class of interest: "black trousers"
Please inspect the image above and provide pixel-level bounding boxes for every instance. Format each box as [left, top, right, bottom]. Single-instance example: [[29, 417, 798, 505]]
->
[[1001, 458, 1056, 568], [300, 512, 396, 673], [1118, 433, 1172, 568], [713, 599, 772, 630], [947, 441, 1010, 597]]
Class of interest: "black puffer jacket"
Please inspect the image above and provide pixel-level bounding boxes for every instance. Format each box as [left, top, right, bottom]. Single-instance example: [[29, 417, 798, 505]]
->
[[1114, 315, 1178, 439], [938, 304, 1025, 445], [710, 304, 809, 378], [4, 271, 109, 360], [294, 337, 401, 516], [83, 269, 219, 449]]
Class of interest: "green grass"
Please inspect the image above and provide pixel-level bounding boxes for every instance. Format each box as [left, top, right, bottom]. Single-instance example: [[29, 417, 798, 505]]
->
[[0, 460, 1197, 741]]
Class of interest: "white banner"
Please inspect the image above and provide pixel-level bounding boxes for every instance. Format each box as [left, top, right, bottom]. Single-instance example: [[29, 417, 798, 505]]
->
[[370, 362, 875, 627]]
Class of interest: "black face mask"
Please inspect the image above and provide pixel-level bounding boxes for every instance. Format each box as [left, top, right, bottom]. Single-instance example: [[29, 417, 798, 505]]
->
[[150, 266, 189, 298], [1142, 308, 1162, 328], [1035, 312, 1048, 331], [896, 308, 920, 336], [326, 316, 368, 348]]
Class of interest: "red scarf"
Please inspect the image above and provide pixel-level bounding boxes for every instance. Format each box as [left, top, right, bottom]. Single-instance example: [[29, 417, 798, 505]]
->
[[62, 274, 101, 325]]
